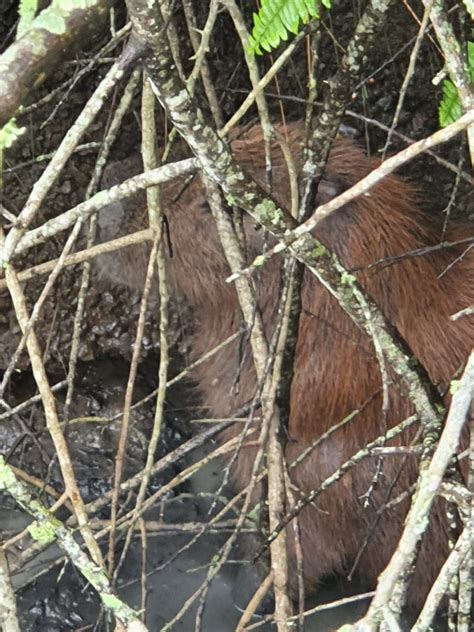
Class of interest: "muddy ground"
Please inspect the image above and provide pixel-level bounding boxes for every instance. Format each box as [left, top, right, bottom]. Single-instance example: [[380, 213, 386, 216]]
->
[[0, 1, 471, 630]]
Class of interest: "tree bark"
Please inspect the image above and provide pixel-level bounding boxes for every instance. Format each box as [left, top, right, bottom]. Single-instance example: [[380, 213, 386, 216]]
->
[[0, 0, 112, 128]]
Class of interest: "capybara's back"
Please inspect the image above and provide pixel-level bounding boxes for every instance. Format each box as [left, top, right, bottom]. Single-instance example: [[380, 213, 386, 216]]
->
[[97, 123, 473, 609]]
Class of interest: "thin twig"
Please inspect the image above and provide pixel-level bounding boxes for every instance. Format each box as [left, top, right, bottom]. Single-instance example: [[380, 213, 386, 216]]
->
[[0, 550, 20, 632], [0, 458, 148, 632], [1, 43, 142, 264], [0, 226, 103, 567], [354, 352, 474, 629]]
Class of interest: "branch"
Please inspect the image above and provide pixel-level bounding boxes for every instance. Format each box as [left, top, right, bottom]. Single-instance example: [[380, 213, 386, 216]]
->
[[423, 0, 474, 165], [352, 351, 474, 628], [0, 229, 153, 291], [411, 527, 472, 631], [0, 457, 148, 632], [0, 550, 19, 632], [0, 227, 103, 567], [5, 158, 197, 257], [0, 0, 113, 128], [264, 415, 419, 549], [1, 40, 144, 266], [228, 109, 474, 284], [203, 177, 293, 628], [122, 3, 463, 526], [300, 0, 394, 216]]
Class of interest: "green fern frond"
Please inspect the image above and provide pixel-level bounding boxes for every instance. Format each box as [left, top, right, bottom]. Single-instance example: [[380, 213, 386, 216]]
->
[[248, 0, 330, 56], [439, 79, 462, 128]]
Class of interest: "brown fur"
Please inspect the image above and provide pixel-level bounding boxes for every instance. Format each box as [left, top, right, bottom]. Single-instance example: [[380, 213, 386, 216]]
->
[[97, 124, 473, 608]]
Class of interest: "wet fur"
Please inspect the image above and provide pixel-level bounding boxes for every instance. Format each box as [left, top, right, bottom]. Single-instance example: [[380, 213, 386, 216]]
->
[[97, 124, 473, 608]]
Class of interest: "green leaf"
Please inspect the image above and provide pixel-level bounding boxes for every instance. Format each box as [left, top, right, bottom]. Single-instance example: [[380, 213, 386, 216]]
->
[[439, 79, 463, 128], [0, 118, 26, 151], [438, 41, 474, 128], [248, 0, 330, 56]]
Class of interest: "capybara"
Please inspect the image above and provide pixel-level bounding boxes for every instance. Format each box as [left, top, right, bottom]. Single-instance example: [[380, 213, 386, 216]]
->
[[97, 123, 473, 609]]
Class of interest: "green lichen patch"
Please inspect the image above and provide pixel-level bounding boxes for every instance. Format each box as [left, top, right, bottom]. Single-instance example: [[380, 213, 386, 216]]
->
[[34, 0, 100, 36], [340, 270, 356, 286], [247, 503, 262, 523], [449, 379, 460, 395], [28, 519, 58, 544], [255, 200, 284, 228], [311, 241, 327, 258], [34, 10, 67, 35], [102, 593, 125, 610], [0, 457, 18, 489]]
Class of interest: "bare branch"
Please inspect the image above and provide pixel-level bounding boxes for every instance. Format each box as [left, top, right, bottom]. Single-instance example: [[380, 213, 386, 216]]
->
[[0, 0, 113, 128]]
